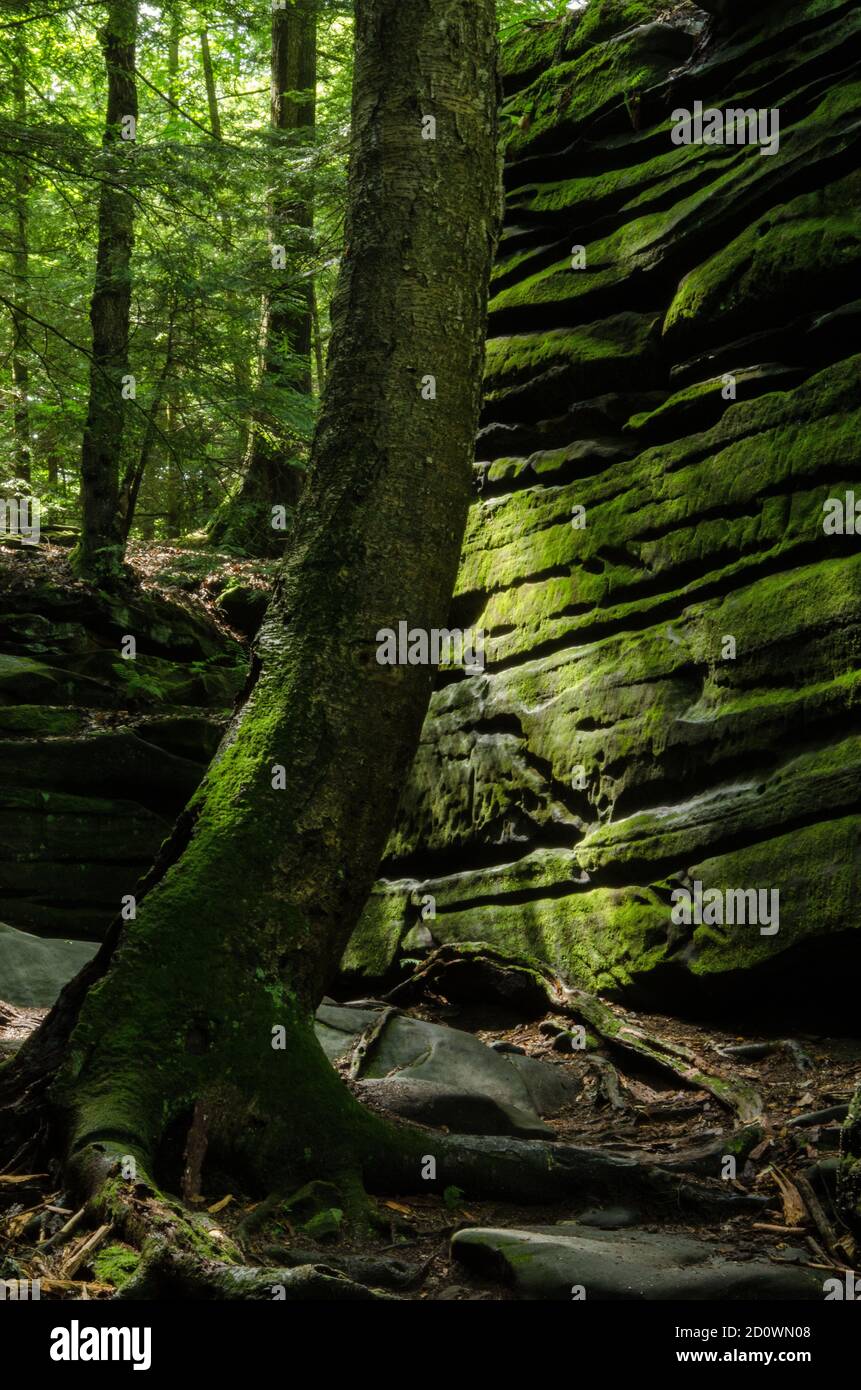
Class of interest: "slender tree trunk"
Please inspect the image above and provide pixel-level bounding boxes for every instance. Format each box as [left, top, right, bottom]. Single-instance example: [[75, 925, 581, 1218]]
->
[[120, 317, 175, 538], [1, 0, 500, 1207], [311, 277, 325, 390], [198, 27, 253, 456], [167, 3, 181, 112], [207, 0, 317, 555], [71, 0, 138, 582], [198, 26, 221, 139], [10, 29, 31, 483]]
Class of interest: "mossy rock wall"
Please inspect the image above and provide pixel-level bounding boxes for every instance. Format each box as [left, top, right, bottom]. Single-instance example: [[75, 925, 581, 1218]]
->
[[0, 567, 243, 940], [347, 0, 861, 1011]]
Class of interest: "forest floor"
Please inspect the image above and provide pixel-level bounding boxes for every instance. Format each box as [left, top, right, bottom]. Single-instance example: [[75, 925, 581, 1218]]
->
[[2, 989, 858, 1300]]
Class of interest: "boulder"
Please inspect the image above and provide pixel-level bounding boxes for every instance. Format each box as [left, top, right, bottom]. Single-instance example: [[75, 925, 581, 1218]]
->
[[451, 1225, 825, 1300], [0, 921, 97, 1008]]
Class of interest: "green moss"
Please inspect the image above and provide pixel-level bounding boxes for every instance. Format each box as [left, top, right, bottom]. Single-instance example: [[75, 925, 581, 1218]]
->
[[0, 705, 83, 736], [500, 14, 577, 87], [483, 312, 659, 398], [456, 357, 861, 662], [92, 1242, 140, 1289], [339, 885, 407, 981], [664, 171, 861, 346], [575, 0, 671, 48], [503, 22, 684, 161], [688, 816, 861, 976]]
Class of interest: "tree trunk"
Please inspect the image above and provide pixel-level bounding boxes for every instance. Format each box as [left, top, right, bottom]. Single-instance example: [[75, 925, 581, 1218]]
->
[[120, 316, 175, 538], [1, 0, 500, 1207], [167, 3, 181, 113], [198, 26, 253, 471], [207, 0, 317, 556], [198, 26, 221, 140], [71, 0, 138, 582], [10, 28, 31, 484]]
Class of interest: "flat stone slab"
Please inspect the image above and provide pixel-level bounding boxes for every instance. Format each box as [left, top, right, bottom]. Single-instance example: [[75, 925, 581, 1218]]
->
[[0, 921, 97, 1008], [451, 1226, 826, 1300], [315, 1003, 579, 1130]]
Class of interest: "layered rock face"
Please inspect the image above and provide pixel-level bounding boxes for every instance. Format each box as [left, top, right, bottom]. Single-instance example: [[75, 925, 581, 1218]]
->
[[0, 567, 243, 941], [348, 0, 861, 1011]]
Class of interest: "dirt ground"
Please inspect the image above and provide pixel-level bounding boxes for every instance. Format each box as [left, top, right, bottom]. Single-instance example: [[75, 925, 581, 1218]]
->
[[3, 990, 857, 1300]]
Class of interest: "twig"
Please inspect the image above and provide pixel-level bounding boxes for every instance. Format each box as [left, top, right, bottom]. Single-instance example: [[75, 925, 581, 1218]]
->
[[61, 1223, 113, 1279]]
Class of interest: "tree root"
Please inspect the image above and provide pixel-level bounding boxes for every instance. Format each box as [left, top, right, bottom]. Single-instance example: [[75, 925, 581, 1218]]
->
[[384, 944, 764, 1124], [788, 1103, 849, 1129], [407, 1132, 767, 1216], [259, 1245, 432, 1291], [716, 1039, 814, 1073], [114, 1241, 391, 1301], [561, 987, 763, 1123]]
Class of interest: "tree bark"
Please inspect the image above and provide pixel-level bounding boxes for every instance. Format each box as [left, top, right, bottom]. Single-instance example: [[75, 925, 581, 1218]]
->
[[71, 0, 138, 582], [120, 315, 175, 538], [198, 26, 253, 469], [167, 2, 181, 114], [10, 28, 32, 483], [207, 0, 317, 555], [1, 0, 500, 1204]]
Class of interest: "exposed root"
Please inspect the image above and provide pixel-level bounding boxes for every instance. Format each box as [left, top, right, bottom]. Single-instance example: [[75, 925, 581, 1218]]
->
[[716, 1039, 814, 1073], [114, 1242, 390, 1301], [393, 1132, 767, 1216], [385, 944, 764, 1124], [561, 987, 763, 1123]]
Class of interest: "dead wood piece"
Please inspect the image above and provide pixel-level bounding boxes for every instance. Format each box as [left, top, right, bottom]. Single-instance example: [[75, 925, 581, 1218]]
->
[[585, 1056, 628, 1112], [768, 1166, 807, 1228], [61, 1222, 113, 1279], [42, 1204, 87, 1252], [348, 1005, 398, 1081], [795, 1171, 846, 1263]]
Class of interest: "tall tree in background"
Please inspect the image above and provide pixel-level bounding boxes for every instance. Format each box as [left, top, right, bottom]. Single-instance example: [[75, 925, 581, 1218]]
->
[[207, 0, 317, 554], [71, 0, 138, 582], [0, 0, 501, 1264], [9, 25, 31, 483]]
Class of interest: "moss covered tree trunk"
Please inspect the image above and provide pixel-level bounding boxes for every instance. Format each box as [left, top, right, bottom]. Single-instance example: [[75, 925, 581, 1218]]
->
[[208, 0, 317, 555], [71, 0, 138, 583], [2, 0, 500, 1203]]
